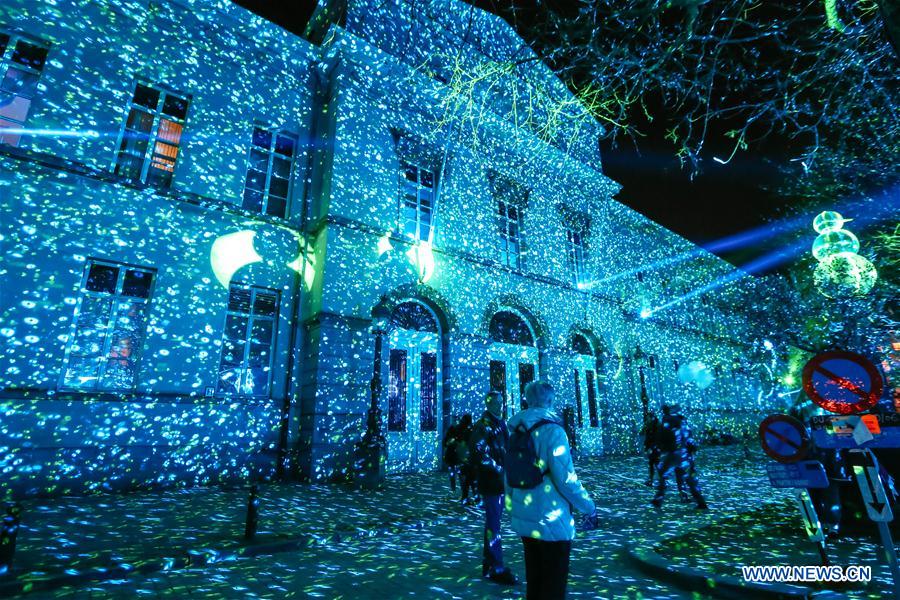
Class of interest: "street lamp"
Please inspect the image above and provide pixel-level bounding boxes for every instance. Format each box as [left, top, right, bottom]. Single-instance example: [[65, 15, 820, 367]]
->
[[355, 297, 390, 488]]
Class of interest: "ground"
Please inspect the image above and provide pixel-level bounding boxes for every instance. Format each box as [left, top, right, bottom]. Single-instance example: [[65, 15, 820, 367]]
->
[[9, 446, 893, 599]]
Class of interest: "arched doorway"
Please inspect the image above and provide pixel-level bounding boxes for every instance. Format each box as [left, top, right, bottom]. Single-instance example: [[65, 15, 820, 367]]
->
[[571, 332, 603, 456], [487, 310, 539, 419], [385, 301, 442, 474]]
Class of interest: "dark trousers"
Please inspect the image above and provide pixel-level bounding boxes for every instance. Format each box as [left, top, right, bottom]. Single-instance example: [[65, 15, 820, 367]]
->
[[522, 537, 571, 599], [460, 465, 476, 501], [483, 494, 504, 571], [654, 450, 705, 507]]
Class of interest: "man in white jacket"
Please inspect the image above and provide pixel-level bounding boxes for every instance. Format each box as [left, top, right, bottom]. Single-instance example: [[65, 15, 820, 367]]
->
[[505, 381, 597, 599]]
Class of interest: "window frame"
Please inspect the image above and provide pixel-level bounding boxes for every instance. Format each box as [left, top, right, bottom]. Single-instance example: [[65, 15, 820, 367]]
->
[[241, 125, 298, 218], [0, 31, 51, 147], [497, 199, 524, 269], [215, 283, 280, 399], [113, 81, 190, 189], [397, 159, 436, 243], [566, 228, 589, 287], [59, 258, 157, 393]]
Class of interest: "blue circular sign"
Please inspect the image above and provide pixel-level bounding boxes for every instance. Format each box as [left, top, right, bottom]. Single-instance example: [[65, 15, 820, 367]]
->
[[759, 414, 810, 464]]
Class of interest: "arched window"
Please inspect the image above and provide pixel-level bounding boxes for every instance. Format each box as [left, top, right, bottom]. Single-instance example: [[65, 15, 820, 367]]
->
[[488, 310, 534, 346], [390, 301, 438, 333], [572, 333, 593, 356]]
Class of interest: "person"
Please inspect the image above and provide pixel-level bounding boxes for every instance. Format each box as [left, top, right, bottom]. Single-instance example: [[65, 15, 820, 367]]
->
[[652, 404, 708, 510], [641, 413, 661, 487], [454, 414, 476, 504], [443, 414, 472, 495], [506, 381, 597, 599], [469, 391, 516, 585]]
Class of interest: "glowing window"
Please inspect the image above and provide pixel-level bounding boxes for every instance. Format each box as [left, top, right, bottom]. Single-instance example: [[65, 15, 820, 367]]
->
[[398, 160, 435, 242], [388, 349, 408, 431], [61, 260, 155, 391], [566, 229, 589, 287], [242, 127, 297, 218], [497, 200, 523, 269], [0, 33, 50, 147], [216, 285, 279, 397], [114, 82, 189, 190]]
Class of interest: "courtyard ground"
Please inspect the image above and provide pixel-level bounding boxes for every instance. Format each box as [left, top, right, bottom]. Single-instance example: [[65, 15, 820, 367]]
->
[[7, 446, 881, 599]]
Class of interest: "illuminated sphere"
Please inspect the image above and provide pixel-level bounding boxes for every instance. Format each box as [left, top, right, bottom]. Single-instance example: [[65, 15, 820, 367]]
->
[[813, 252, 878, 298], [813, 211, 846, 234], [811, 230, 859, 261]]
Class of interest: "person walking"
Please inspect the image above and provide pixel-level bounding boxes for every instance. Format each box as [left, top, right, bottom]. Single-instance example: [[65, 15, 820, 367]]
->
[[443, 414, 473, 496], [505, 381, 598, 599], [652, 404, 708, 510], [454, 414, 476, 504], [469, 391, 516, 585], [641, 412, 661, 487]]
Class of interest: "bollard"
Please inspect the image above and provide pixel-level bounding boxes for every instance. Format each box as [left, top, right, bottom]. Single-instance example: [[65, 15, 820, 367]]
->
[[244, 484, 259, 541], [0, 502, 22, 576]]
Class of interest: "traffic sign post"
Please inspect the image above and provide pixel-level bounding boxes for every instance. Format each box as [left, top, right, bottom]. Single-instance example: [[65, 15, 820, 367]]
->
[[759, 414, 810, 464], [802, 350, 884, 415], [849, 449, 900, 599], [795, 489, 829, 566]]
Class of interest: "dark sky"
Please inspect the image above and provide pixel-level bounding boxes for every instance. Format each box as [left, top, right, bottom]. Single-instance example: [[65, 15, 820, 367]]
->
[[231, 0, 796, 273]]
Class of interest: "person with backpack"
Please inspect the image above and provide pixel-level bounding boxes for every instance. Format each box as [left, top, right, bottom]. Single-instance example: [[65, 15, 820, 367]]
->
[[468, 391, 517, 585], [652, 404, 708, 510], [505, 381, 597, 599]]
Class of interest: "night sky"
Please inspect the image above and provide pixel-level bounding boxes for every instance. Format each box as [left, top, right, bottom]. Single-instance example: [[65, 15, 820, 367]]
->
[[230, 0, 802, 273]]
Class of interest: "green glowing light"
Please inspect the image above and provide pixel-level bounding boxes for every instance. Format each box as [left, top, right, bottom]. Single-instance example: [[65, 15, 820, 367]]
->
[[812, 229, 859, 261], [813, 251, 878, 298], [210, 230, 263, 288], [406, 241, 435, 283], [813, 210, 849, 234]]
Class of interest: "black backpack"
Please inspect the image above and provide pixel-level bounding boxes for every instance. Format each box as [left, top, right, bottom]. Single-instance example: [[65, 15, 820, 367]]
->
[[504, 419, 561, 489]]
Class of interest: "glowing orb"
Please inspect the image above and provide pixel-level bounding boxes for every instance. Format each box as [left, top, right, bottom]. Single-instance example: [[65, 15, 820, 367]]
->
[[406, 241, 435, 283], [811, 230, 859, 261], [813, 211, 849, 234], [210, 230, 262, 288], [813, 252, 878, 298], [677, 361, 715, 389]]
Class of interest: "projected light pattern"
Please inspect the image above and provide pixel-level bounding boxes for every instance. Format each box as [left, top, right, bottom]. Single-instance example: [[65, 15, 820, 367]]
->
[[1, 0, 779, 500]]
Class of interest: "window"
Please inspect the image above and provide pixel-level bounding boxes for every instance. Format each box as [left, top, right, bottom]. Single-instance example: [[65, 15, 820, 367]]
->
[[399, 160, 435, 242], [61, 260, 155, 391], [497, 200, 523, 268], [388, 349, 408, 431], [566, 229, 589, 286], [586, 369, 599, 427], [420, 352, 438, 432], [114, 82, 189, 189], [242, 127, 297, 218], [0, 33, 49, 146], [216, 285, 279, 397], [573, 370, 584, 428]]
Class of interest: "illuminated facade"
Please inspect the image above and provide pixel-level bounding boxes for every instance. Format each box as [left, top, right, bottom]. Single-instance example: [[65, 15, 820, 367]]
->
[[0, 0, 774, 495]]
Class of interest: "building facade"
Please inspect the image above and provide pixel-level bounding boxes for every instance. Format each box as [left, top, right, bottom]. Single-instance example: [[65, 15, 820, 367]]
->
[[0, 0, 777, 497]]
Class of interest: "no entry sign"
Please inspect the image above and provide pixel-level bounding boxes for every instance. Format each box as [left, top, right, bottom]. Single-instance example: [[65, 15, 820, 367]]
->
[[759, 414, 810, 464], [802, 350, 883, 415]]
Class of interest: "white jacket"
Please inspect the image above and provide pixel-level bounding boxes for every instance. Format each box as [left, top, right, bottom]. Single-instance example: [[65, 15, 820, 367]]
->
[[504, 407, 596, 542]]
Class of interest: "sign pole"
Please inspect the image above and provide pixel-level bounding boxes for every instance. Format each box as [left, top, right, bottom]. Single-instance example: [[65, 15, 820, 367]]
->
[[795, 489, 829, 566], [876, 521, 900, 600]]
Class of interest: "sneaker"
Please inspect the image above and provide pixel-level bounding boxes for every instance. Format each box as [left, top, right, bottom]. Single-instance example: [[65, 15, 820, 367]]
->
[[644, 480, 653, 487], [651, 497, 663, 510], [487, 567, 518, 586], [695, 501, 709, 510]]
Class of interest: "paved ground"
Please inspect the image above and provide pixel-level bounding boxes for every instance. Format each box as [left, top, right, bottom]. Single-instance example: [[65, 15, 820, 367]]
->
[[10, 446, 787, 599]]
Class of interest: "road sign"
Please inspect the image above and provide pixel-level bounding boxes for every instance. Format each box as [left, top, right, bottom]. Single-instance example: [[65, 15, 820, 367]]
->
[[810, 413, 900, 449], [848, 449, 900, 599], [795, 489, 825, 543], [802, 350, 884, 415], [848, 449, 893, 522], [767, 461, 828, 489], [759, 414, 810, 463]]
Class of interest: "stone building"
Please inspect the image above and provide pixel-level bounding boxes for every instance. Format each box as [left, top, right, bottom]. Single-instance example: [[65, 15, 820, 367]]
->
[[0, 0, 775, 496]]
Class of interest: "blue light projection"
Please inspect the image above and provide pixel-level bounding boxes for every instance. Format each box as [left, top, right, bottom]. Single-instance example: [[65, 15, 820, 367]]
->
[[0, 0, 789, 500]]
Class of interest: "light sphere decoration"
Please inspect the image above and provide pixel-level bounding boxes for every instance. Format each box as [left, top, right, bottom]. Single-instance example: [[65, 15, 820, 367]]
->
[[813, 210, 849, 234], [813, 251, 878, 298], [677, 360, 715, 389], [811, 229, 860, 261]]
